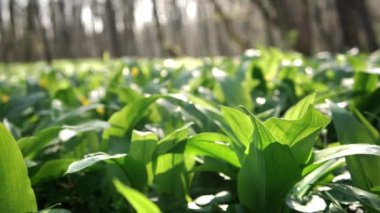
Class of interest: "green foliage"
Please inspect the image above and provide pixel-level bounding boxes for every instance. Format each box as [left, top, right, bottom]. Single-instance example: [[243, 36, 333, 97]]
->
[[1, 49, 380, 212], [113, 179, 161, 213], [0, 123, 37, 212]]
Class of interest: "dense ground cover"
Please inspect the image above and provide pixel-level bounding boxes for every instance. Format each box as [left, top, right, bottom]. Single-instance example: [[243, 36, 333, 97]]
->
[[1, 48, 380, 212]]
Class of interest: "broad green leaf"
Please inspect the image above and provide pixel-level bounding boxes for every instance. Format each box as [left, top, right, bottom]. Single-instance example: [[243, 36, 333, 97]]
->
[[238, 143, 302, 212], [221, 106, 252, 147], [353, 72, 378, 94], [18, 126, 61, 159], [265, 106, 330, 146], [284, 93, 316, 120], [154, 152, 195, 201], [129, 130, 158, 164], [313, 144, 380, 164], [330, 102, 380, 190], [30, 159, 75, 185], [107, 156, 148, 191], [221, 78, 253, 111], [186, 133, 240, 167], [65, 152, 126, 174], [103, 95, 161, 139], [352, 108, 380, 142], [328, 184, 380, 212], [265, 106, 330, 163], [0, 123, 37, 212], [154, 123, 192, 156], [249, 112, 276, 150], [113, 179, 161, 213]]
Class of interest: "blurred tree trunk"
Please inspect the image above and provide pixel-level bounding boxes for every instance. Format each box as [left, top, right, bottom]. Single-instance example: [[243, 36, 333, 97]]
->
[[105, 0, 121, 57], [38, 18, 52, 63], [123, 0, 137, 55], [91, 0, 106, 57], [152, 0, 178, 56], [250, 0, 276, 46], [356, 0, 379, 51], [261, 0, 312, 54], [152, 0, 165, 56], [166, 0, 184, 56], [25, 0, 38, 61], [25, 0, 52, 62], [6, 0, 17, 61], [336, 0, 378, 51], [291, 0, 312, 55], [0, 2, 4, 61], [71, 2, 84, 58], [56, 0, 71, 58], [198, 1, 211, 56], [211, 0, 250, 51], [336, 0, 361, 49]]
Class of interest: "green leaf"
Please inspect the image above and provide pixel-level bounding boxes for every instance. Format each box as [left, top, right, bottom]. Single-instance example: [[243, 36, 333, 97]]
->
[[330, 102, 380, 190], [113, 179, 161, 213], [219, 77, 253, 110], [65, 152, 126, 174], [249, 112, 276, 150], [154, 152, 195, 201], [30, 159, 75, 185], [19, 120, 109, 159], [238, 143, 302, 212], [18, 126, 61, 159], [154, 123, 192, 156], [186, 133, 241, 167], [264, 106, 330, 163], [265, 106, 330, 147], [286, 159, 344, 212], [327, 184, 380, 212], [352, 108, 380, 142], [108, 156, 148, 191], [103, 95, 161, 139], [0, 123, 37, 212], [284, 93, 316, 120], [221, 106, 252, 147], [313, 144, 380, 164], [130, 130, 158, 164]]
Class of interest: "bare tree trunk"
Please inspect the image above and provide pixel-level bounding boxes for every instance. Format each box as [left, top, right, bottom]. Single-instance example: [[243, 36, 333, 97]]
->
[[152, 0, 178, 57], [0, 2, 4, 62], [356, 0, 379, 51], [105, 0, 121, 57], [58, 0, 71, 58], [336, 0, 361, 49], [211, 0, 250, 51], [25, 0, 37, 61], [167, 0, 185, 56], [6, 0, 17, 61], [152, 0, 165, 56], [123, 0, 137, 55], [250, 0, 276, 46], [292, 0, 312, 55], [336, 0, 378, 51]]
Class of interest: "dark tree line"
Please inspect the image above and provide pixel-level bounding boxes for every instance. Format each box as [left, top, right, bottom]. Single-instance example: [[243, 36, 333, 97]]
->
[[0, 0, 379, 62]]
